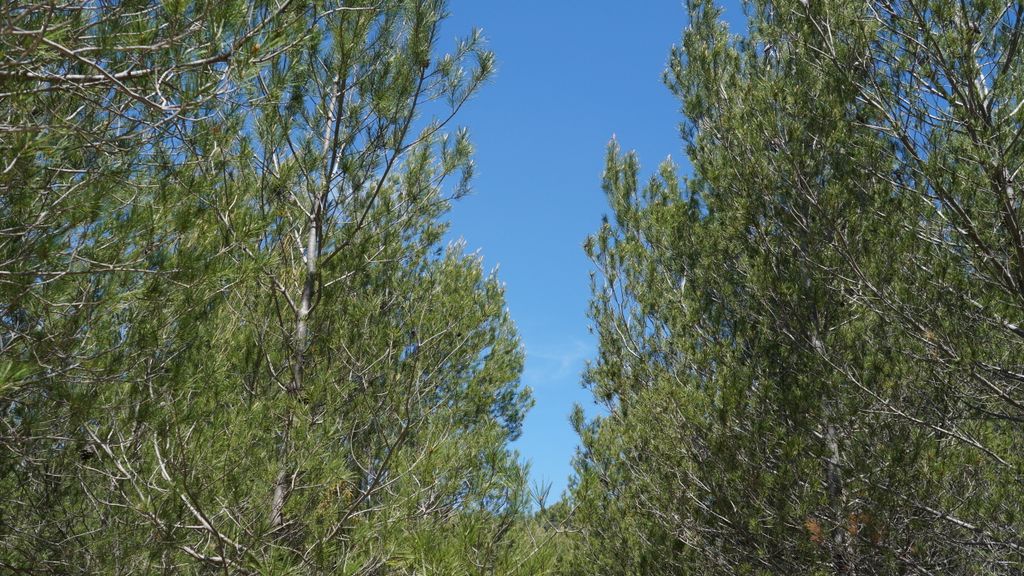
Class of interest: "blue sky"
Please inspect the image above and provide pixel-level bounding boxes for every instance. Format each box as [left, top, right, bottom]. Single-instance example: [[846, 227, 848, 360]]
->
[[440, 1, 744, 499]]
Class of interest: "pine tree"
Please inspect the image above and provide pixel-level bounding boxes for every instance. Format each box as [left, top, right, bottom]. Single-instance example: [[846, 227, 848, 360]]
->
[[1, 1, 552, 573], [570, 0, 1024, 574]]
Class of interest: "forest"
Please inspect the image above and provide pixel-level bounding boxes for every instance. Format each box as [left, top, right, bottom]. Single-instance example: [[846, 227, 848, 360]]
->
[[2, 0, 1023, 574]]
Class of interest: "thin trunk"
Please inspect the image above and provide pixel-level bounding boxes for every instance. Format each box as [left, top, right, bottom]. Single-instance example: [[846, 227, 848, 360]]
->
[[814, 327, 853, 576], [824, 418, 852, 576], [269, 55, 343, 530], [270, 222, 318, 530]]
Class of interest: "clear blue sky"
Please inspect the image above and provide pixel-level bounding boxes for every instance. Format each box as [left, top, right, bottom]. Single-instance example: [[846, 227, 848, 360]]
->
[[440, 1, 744, 499]]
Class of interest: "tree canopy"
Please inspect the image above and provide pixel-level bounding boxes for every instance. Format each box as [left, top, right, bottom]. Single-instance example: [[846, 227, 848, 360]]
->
[[2, 1, 553, 573], [3, 0, 1024, 574], [569, 0, 1024, 574]]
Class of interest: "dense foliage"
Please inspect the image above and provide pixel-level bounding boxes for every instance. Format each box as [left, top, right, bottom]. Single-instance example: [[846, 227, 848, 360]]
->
[[6, 0, 1024, 574], [570, 0, 1024, 574], [1, 1, 554, 573]]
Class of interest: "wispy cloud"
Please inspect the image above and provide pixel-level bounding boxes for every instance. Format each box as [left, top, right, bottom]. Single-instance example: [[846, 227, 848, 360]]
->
[[521, 338, 591, 388]]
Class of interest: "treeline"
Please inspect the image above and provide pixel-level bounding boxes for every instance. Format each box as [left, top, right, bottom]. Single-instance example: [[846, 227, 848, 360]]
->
[[2, 0, 1022, 575]]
